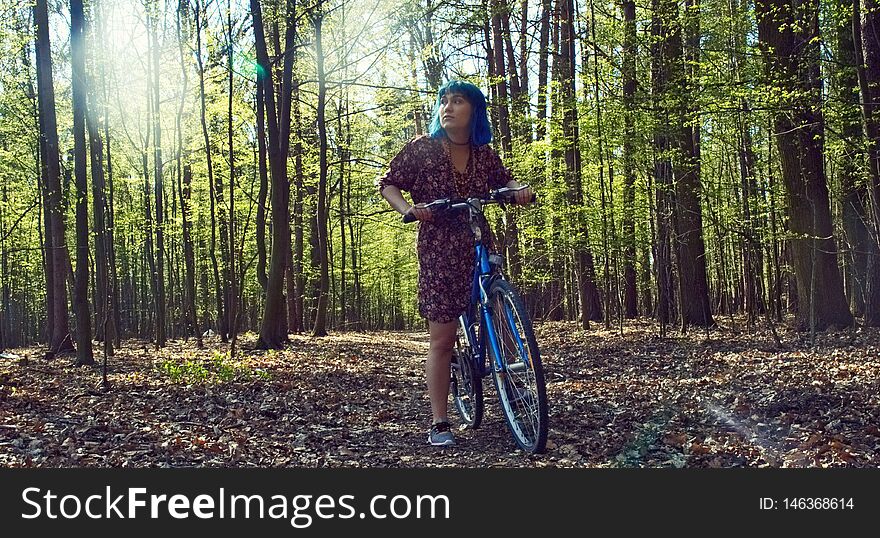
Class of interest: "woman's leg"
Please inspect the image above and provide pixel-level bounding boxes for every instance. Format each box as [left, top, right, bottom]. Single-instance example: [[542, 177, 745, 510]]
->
[[426, 319, 458, 423]]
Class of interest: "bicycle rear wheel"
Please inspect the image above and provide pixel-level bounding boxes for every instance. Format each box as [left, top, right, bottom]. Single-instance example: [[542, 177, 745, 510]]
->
[[451, 317, 483, 429], [488, 279, 548, 453]]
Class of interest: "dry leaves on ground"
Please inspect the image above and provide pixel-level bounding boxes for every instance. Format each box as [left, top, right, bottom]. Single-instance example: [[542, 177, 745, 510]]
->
[[1, 319, 878, 468]]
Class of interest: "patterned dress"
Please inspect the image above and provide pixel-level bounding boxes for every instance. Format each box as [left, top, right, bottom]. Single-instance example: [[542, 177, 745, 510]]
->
[[378, 135, 513, 323]]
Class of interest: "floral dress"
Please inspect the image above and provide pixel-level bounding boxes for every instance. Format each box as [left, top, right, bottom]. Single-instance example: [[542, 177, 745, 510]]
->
[[378, 135, 512, 323]]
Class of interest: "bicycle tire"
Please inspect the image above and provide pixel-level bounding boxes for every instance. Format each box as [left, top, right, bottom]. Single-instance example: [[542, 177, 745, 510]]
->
[[451, 317, 483, 429], [487, 279, 548, 453]]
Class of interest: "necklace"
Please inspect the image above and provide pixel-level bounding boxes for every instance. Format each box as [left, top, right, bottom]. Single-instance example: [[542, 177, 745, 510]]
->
[[447, 137, 470, 146]]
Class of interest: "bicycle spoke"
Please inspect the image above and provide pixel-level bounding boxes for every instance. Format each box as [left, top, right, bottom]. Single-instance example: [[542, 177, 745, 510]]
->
[[451, 317, 483, 429], [492, 291, 542, 447]]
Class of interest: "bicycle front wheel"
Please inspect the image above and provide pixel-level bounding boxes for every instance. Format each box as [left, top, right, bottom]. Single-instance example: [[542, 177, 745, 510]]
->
[[488, 279, 548, 453], [451, 316, 483, 429]]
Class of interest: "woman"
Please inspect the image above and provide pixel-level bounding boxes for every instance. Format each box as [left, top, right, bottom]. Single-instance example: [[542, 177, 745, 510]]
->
[[378, 80, 533, 446]]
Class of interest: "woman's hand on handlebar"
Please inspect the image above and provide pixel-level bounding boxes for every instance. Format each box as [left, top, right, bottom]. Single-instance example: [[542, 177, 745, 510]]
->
[[405, 203, 433, 222]]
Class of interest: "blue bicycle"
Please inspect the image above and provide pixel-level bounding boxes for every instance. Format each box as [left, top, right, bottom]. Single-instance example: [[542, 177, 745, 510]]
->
[[403, 187, 549, 453]]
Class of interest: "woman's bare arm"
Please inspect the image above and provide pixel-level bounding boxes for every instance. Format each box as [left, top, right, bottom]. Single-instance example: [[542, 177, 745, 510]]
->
[[380, 185, 412, 215], [381, 185, 433, 221]]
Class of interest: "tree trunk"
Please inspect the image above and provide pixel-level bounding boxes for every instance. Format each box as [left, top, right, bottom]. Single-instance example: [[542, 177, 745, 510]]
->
[[71, 0, 94, 365], [338, 100, 348, 327], [500, 1, 524, 143], [490, 0, 513, 154], [226, 0, 238, 352], [674, 0, 715, 328], [35, 0, 75, 354], [292, 81, 305, 334], [519, 0, 530, 129], [312, 8, 330, 337], [195, 0, 225, 339], [651, 0, 676, 331], [728, 0, 764, 324], [176, 1, 201, 346], [253, 0, 294, 348], [141, 144, 159, 344], [755, 0, 853, 330], [256, 82, 269, 291], [558, 0, 602, 326], [97, 0, 121, 350], [1, 187, 8, 349], [586, 0, 613, 329], [85, 3, 112, 350], [182, 166, 201, 346], [419, 0, 444, 91], [621, 0, 638, 318], [536, 0, 551, 141], [737, 98, 765, 325], [852, 0, 880, 325], [489, 1, 522, 280], [148, 5, 167, 346], [87, 98, 110, 347]]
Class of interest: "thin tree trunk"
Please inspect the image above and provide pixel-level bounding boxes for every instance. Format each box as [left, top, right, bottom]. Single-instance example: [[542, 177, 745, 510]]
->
[[293, 81, 305, 334], [419, 0, 444, 91], [182, 165, 202, 346], [519, 0, 530, 130], [312, 7, 330, 337], [86, 3, 111, 350], [586, 0, 612, 328], [98, 0, 120, 350], [100, 19, 121, 348], [148, 5, 167, 346], [832, 0, 865, 316], [536, 0, 551, 141], [490, 0, 513, 154], [227, 0, 238, 352], [256, 82, 269, 291], [1, 187, 8, 349], [176, 0, 201, 346], [852, 0, 880, 325], [141, 143, 158, 344], [87, 98, 110, 347], [338, 100, 347, 327], [622, 0, 638, 318], [71, 0, 94, 365], [195, 1, 225, 339]]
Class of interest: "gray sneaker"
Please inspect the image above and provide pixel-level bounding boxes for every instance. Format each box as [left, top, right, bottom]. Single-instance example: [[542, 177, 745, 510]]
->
[[427, 421, 456, 446]]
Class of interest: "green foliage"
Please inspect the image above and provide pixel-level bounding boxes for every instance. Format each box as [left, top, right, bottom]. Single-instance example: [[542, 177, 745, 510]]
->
[[156, 350, 270, 384], [1, 0, 874, 344]]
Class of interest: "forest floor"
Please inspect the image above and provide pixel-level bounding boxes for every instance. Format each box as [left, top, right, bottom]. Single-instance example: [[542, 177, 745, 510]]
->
[[1, 318, 879, 468]]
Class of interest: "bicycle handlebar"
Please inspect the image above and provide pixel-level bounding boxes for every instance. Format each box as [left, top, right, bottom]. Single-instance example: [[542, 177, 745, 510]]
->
[[402, 186, 536, 223]]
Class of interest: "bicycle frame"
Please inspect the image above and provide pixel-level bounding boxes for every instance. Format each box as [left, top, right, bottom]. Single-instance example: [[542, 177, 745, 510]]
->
[[458, 219, 527, 380]]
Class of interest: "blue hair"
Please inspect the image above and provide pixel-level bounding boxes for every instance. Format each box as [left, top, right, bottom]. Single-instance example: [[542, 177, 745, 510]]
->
[[428, 80, 493, 146]]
